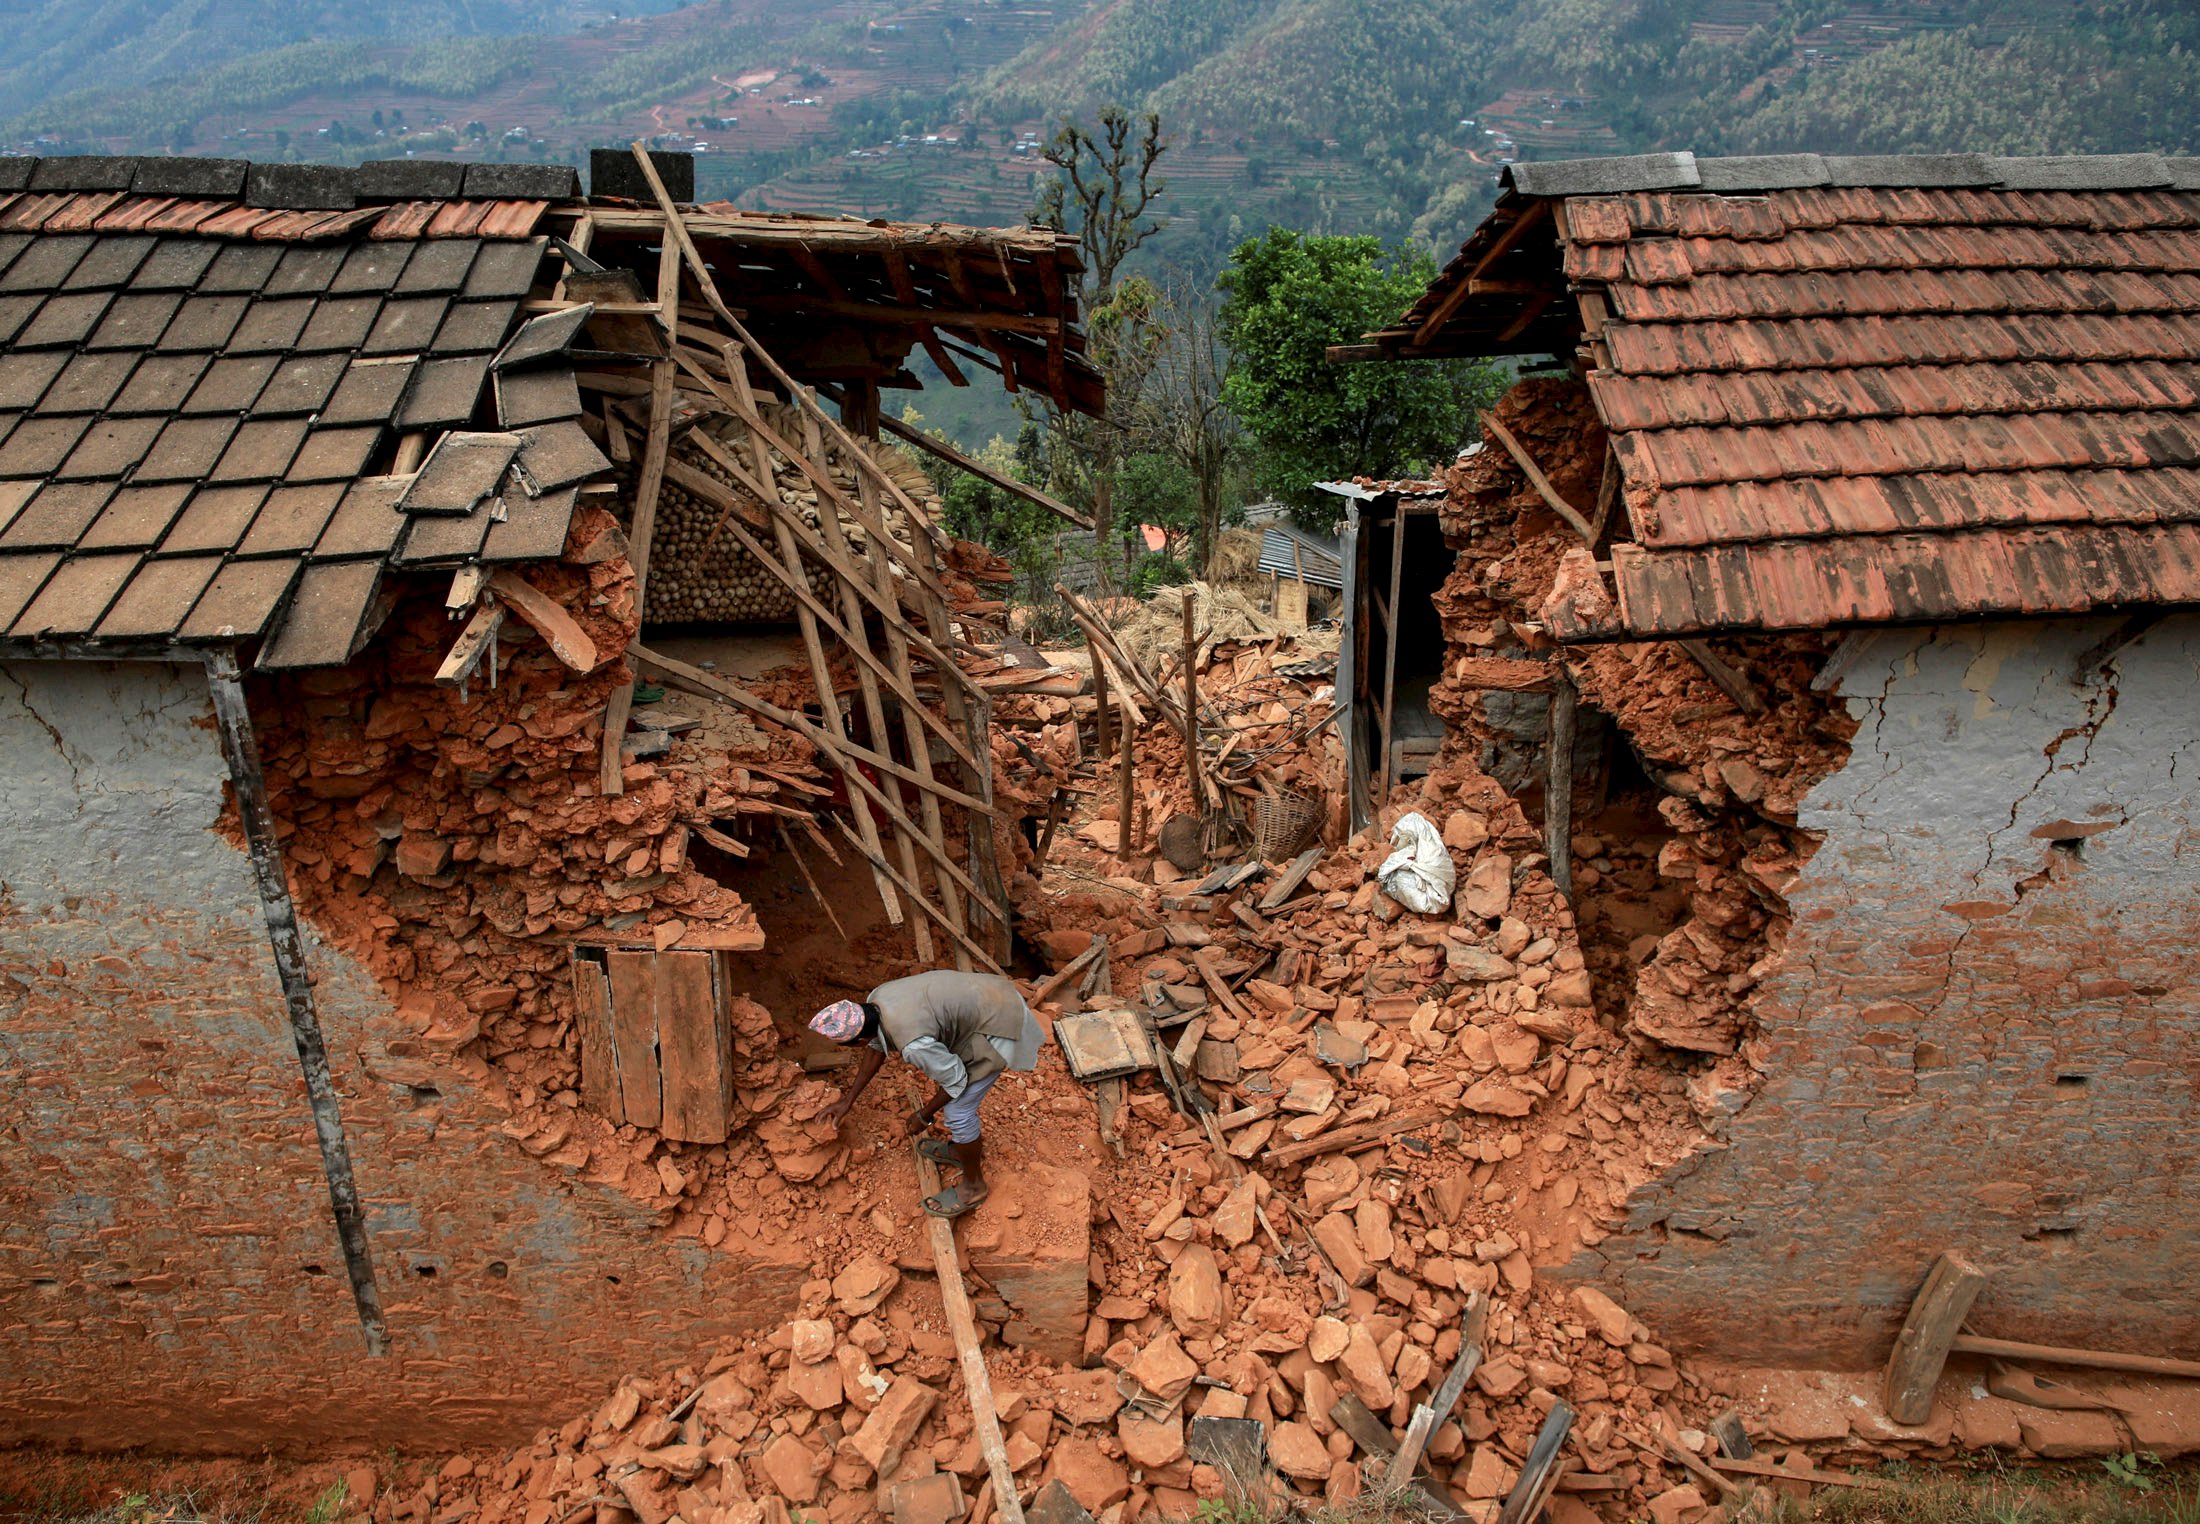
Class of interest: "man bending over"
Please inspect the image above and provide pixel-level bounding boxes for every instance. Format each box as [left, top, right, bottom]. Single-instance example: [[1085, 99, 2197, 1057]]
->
[[812, 970, 1045, 1218]]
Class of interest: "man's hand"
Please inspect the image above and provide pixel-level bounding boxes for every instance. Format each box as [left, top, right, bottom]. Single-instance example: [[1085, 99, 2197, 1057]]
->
[[821, 1093, 856, 1129], [901, 1086, 949, 1139]]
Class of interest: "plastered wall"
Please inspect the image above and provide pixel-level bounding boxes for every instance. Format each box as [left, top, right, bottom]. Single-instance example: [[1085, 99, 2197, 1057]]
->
[[1569, 616, 2200, 1368], [0, 661, 803, 1453]]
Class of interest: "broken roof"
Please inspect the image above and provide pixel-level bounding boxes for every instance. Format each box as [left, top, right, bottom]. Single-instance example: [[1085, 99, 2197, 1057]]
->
[[0, 156, 598, 667], [581, 204, 1105, 415], [1353, 151, 2200, 637]]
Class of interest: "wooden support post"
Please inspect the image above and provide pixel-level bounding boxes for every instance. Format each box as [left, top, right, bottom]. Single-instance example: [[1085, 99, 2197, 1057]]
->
[[836, 818, 1003, 974], [843, 430, 971, 967], [1377, 500, 1406, 801], [203, 649, 387, 1355], [1882, 1251, 1988, 1425], [1181, 592, 1200, 808], [600, 224, 681, 798], [1117, 695, 1137, 859], [775, 820, 849, 942], [763, 421, 904, 930], [803, 409, 932, 961], [914, 1142, 1028, 1524], [1093, 657, 1112, 764], [1547, 672, 1576, 901]]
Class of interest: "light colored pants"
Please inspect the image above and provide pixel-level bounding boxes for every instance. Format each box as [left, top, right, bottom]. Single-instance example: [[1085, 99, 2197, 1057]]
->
[[942, 1070, 1001, 1143]]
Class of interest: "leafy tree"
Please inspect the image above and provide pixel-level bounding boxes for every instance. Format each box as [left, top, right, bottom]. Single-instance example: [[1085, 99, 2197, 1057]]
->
[[1219, 228, 1502, 531], [1109, 451, 1198, 561]]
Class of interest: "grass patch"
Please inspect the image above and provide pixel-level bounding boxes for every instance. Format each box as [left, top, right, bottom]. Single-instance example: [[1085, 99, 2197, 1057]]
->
[[0, 1456, 380, 1524], [1772, 1457, 2200, 1524]]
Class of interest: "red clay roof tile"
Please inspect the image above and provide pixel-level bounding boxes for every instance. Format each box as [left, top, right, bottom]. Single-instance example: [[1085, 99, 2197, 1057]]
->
[[1564, 199, 1631, 243]]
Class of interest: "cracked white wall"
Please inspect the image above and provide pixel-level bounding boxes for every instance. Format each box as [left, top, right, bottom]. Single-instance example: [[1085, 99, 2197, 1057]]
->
[[0, 661, 798, 1453], [1563, 616, 2200, 1369]]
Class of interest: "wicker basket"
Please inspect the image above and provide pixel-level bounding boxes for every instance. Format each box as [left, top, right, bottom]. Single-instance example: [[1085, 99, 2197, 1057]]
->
[[1253, 786, 1324, 863]]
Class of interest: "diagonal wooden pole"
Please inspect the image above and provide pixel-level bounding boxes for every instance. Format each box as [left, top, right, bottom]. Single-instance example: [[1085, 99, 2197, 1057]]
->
[[914, 1142, 1026, 1524]]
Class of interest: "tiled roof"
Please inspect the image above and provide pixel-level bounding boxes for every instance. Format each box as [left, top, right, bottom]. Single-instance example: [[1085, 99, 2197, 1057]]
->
[[0, 157, 607, 666], [1365, 152, 2200, 637]]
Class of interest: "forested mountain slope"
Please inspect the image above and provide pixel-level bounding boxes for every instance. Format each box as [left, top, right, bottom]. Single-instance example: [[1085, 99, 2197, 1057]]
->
[[6, 0, 2194, 279], [0, 0, 646, 119]]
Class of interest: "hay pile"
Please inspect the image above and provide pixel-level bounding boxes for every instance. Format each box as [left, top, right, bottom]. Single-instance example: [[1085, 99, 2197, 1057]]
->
[[1207, 526, 1267, 592], [1114, 580, 1283, 669]]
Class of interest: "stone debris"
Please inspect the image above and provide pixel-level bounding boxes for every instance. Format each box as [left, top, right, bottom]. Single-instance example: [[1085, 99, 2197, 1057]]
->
[[191, 377, 2125, 1524]]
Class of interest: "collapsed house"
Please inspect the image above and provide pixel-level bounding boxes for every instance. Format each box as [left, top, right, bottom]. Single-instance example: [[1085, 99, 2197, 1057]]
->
[[0, 148, 1105, 1450], [1340, 149, 2200, 1367]]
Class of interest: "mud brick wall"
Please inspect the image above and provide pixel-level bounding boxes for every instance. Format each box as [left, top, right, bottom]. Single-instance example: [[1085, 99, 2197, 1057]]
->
[[0, 660, 805, 1454], [1565, 615, 2200, 1369]]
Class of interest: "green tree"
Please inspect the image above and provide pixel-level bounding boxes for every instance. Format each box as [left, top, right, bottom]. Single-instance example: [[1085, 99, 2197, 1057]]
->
[[1219, 228, 1501, 531]]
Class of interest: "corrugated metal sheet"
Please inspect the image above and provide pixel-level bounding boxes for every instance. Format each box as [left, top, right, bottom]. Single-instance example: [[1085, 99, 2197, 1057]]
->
[[1257, 525, 1344, 589]]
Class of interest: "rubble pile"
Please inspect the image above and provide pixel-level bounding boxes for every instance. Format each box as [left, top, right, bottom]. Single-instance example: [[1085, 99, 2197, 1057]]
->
[[1431, 378, 1858, 1087], [240, 498, 852, 1208]]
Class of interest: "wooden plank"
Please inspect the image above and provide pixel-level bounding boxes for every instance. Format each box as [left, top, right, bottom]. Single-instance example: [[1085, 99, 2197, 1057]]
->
[[1481, 411, 1595, 544], [775, 820, 848, 941], [488, 570, 598, 672], [604, 950, 663, 1129], [1264, 1108, 1441, 1168], [1882, 1250, 1988, 1425], [1030, 938, 1108, 1009], [834, 816, 1004, 975], [633, 643, 999, 815], [1498, 1401, 1575, 1524], [697, 476, 983, 781], [1190, 949, 1255, 1026], [600, 231, 680, 798], [1677, 637, 1768, 715], [876, 410, 1090, 529], [802, 407, 930, 960], [750, 393, 904, 933], [655, 950, 729, 1144], [1649, 1425, 1738, 1503], [1413, 201, 1551, 348], [913, 1141, 1028, 1524], [1949, 1335, 2200, 1381], [621, 153, 974, 628], [1259, 847, 1323, 907], [1547, 673, 1576, 901], [1389, 1290, 1487, 1489], [1328, 1394, 1464, 1520], [435, 601, 504, 688], [573, 955, 620, 1116], [1710, 1458, 1895, 1494], [830, 420, 961, 968]]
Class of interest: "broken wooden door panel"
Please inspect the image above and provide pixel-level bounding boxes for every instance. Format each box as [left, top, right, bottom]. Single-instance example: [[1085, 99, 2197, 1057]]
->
[[604, 949, 665, 1130], [656, 949, 730, 1143], [573, 953, 619, 1116]]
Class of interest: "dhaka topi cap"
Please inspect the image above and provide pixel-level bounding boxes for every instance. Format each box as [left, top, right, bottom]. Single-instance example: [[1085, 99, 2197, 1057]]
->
[[809, 999, 865, 1043]]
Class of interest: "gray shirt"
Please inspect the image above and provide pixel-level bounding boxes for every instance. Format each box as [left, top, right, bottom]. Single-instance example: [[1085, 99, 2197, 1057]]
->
[[868, 971, 1044, 1099]]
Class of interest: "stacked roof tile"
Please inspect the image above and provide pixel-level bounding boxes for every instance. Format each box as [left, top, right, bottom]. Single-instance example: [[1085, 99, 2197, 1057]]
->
[[0, 156, 606, 667], [1373, 152, 2200, 638]]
